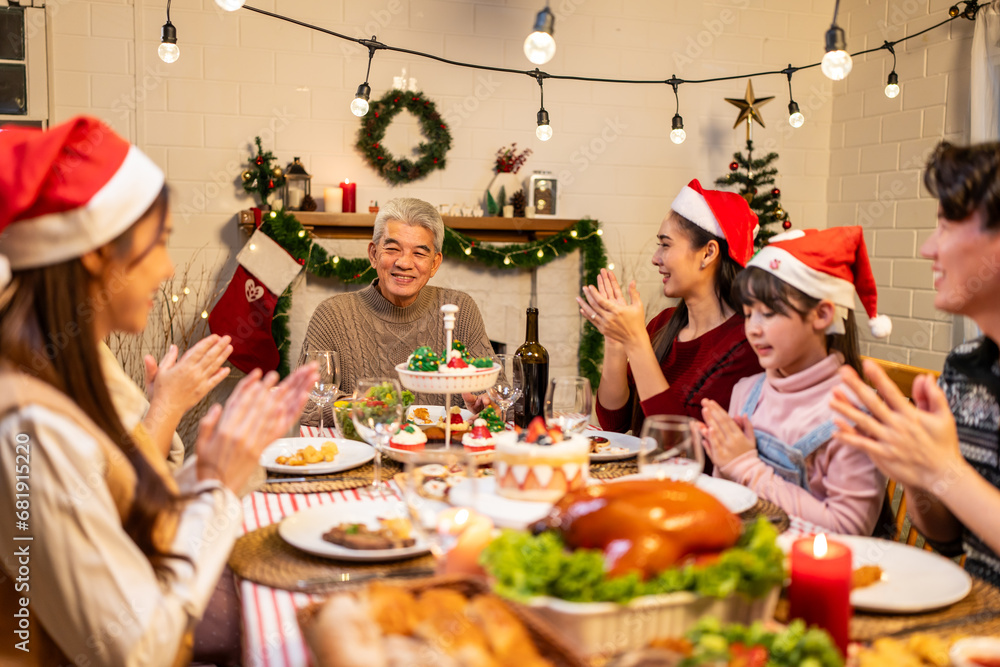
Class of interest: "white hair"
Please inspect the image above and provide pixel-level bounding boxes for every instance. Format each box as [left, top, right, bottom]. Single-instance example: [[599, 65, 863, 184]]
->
[[371, 198, 444, 253]]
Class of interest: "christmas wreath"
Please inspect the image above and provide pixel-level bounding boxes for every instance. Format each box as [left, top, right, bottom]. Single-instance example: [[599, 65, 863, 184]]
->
[[356, 88, 451, 185]]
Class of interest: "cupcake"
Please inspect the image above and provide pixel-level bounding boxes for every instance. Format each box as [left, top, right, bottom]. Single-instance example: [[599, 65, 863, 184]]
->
[[494, 417, 589, 502], [461, 419, 496, 453], [389, 424, 427, 451]]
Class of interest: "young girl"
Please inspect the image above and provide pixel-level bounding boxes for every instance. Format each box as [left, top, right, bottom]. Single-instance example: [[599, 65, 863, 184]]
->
[[0, 117, 316, 666], [700, 226, 889, 535], [581, 179, 762, 434]]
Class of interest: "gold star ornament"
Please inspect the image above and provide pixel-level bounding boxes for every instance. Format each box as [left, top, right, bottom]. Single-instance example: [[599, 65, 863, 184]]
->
[[725, 80, 774, 139]]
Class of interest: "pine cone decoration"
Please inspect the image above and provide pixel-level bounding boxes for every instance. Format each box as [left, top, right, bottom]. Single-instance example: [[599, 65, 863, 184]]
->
[[511, 189, 527, 217]]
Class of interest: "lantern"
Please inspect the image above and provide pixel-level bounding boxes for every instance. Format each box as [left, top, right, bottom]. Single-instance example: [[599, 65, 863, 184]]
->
[[282, 157, 312, 211]]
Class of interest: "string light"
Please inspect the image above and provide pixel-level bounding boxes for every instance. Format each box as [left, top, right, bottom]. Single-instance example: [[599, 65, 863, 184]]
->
[[297, 229, 306, 238], [503, 256, 511, 265], [570, 230, 577, 238], [534, 71, 552, 141], [668, 77, 686, 145], [158, 0, 179, 63], [229, 2, 976, 140], [201, 310, 209, 319], [607, 263, 615, 270], [821, 0, 852, 81], [884, 43, 900, 98], [537, 248, 545, 258], [596, 229, 604, 236], [351, 41, 378, 117], [183, 286, 191, 295], [171, 294, 179, 303], [249, 243, 256, 251], [785, 66, 804, 128], [332, 255, 340, 264], [524, 3, 556, 65], [464, 246, 473, 255]]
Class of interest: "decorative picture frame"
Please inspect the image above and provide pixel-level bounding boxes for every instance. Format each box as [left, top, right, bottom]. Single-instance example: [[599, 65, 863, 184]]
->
[[528, 172, 558, 217]]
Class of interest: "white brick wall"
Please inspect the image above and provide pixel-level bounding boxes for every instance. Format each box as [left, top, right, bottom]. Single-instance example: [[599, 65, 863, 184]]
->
[[45, 0, 966, 377], [831, 0, 973, 372]]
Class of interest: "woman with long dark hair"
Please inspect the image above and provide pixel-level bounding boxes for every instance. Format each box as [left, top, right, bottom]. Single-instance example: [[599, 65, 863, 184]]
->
[[579, 180, 762, 434], [0, 117, 316, 666]]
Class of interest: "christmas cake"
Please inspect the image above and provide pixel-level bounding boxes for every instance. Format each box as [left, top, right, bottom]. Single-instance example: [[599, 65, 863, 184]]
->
[[494, 418, 589, 502], [389, 424, 427, 452], [461, 419, 496, 453]]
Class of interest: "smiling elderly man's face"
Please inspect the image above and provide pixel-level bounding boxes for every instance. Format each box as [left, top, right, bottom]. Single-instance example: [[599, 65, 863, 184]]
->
[[368, 220, 443, 308]]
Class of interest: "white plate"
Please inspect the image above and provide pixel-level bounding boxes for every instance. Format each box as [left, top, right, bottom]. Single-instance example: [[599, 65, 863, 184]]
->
[[451, 474, 759, 530], [260, 437, 375, 475], [827, 535, 971, 613], [586, 430, 641, 461], [278, 501, 430, 562], [406, 405, 474, 430], [383, 442, 494, 465]]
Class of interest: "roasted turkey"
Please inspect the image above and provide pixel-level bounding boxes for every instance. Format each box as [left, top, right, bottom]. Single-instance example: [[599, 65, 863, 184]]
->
[[529, 479, 743, 579]]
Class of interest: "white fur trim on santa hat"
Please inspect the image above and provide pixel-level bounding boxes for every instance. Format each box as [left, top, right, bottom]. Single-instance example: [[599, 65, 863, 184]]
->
[[748, 245, 857, 310], [0, 146, 165, 271], [236, 228, 303, 296], [869, 314, 892, 338], [670, 185, 725, 239]]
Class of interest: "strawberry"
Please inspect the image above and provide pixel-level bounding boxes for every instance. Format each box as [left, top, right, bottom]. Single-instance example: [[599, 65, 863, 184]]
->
[[525, 416, 548, 443]]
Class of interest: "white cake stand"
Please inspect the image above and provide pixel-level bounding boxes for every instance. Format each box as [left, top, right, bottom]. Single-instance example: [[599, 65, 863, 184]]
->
[[395, 304, 500, 447]]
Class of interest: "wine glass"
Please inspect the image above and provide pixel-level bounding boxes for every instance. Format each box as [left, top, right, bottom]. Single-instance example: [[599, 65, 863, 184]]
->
[[351, 378, 404, 488], [544, 376, 593, 434], [403, 449, 489, 576], [301, 350, 339, 437], [487, 354, 523, 427], [638, 415, 704, 483]]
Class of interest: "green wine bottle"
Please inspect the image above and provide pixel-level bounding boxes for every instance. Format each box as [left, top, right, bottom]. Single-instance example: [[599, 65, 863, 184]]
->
[[513, 307, 549, 428]]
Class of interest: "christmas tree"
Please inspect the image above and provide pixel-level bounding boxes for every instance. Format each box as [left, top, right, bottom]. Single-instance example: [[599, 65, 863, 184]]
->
[[715, 81, 791, 250], [715, 139, 791, 249], [241, 136, 285, 208]]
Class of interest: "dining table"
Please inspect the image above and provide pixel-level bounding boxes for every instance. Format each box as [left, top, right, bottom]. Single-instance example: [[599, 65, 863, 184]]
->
[[236, 425, 1000, 667]]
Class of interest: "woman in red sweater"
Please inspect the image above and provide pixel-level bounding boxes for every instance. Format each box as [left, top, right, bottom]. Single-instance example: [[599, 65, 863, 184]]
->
[[579, 179, 762, 433]]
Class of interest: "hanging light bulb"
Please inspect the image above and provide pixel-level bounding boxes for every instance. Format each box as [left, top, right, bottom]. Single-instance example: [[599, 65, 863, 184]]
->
[[533, 71, 552, 141], [885, 71, 900, 98], [351, 83, 371, 117], [536, 108, 553, 141], [215, 0, 246, 11], [787, 101, 804, 128], [821, 25, 853, 80], [158, 21, 179, 63], [523, 5, 556, 65], [158, 2, 179, 64], [670, 113, 686, 144]]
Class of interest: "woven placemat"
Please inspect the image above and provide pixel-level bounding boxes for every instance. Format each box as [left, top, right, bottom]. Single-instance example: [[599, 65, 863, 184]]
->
[[589, 459, 639, 479], [850, 577, 1000, 641], [260, 458, 403, 494], [739, 498, 791, 534], [229, 522, 435, 593]]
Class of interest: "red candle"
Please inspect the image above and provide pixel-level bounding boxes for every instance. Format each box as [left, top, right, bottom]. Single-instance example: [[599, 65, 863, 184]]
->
[[789, 534, 852, 656], [339, 179, 357, 213]]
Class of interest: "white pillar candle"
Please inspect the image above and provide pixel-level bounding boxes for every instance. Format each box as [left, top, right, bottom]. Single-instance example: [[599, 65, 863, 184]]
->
[[324, 187, 343, 213]]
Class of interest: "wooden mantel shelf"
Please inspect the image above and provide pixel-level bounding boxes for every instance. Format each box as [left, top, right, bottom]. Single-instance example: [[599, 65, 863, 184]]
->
[[238, 210, 578, 242]]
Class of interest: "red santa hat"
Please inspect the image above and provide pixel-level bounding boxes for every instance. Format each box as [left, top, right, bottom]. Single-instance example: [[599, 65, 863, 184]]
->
[[669, 178, 759, 267], [0, 116, 164, 287], [747, 226, 892, 338]]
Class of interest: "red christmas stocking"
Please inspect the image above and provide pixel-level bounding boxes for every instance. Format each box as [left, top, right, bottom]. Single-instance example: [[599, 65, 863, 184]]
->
[[209, 229, 302, 373]]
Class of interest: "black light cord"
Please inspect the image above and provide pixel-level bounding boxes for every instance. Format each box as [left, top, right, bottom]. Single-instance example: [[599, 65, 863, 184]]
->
[[165, 0, 171, 23], [831, 0, 841, 28], [238, 1, 978, 91]]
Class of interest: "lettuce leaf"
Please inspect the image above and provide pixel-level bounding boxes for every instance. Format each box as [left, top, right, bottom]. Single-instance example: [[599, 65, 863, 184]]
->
[[480, 518, 784, 604]]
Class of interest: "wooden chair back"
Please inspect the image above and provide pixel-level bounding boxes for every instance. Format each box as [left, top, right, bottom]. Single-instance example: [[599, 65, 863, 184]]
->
[[861, 357, 946, 554]]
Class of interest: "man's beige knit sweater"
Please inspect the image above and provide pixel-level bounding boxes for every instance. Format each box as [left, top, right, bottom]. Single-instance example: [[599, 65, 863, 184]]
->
[[300, 279, 493, 425]]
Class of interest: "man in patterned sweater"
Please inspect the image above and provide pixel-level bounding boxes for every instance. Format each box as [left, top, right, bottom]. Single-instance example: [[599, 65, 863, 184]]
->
[[300, 198, 493, 424], [831, 141, 1000, 586]]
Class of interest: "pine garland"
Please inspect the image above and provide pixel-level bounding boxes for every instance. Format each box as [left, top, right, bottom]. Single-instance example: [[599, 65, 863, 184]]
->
[[257, 209, 607, 386], [355, 88, 452, 185]]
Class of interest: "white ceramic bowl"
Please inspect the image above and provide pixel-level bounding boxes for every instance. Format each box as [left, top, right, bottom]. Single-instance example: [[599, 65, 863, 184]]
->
[[525, 588, 780, 660], [395, 362, 500, 394]]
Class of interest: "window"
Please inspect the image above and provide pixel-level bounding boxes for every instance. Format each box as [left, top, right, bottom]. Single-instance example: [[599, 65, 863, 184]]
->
[[0, 4, 47, 127]]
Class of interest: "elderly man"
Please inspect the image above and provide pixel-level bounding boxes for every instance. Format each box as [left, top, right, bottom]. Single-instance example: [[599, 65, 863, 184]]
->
[[301, 197, 494, 420]]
